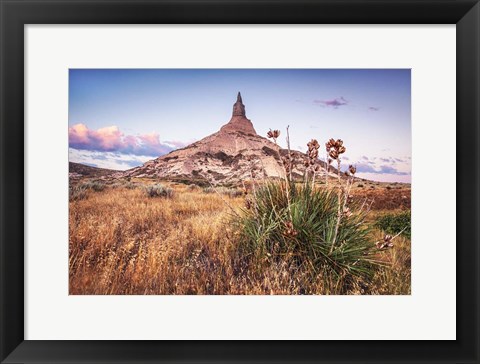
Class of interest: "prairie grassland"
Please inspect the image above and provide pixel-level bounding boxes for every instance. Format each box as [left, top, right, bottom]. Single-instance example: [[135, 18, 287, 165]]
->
[[69, 181, 410, 295]]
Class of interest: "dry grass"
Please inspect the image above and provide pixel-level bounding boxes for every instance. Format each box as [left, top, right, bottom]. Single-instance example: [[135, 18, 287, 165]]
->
[[350, 183, 411, 210], [69, 180, 411, 295]]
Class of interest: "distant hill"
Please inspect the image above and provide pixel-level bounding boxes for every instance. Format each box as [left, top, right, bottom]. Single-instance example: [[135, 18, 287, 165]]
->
[[69, 162, 118, 178]]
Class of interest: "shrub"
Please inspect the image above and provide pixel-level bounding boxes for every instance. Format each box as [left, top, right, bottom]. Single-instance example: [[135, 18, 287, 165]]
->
[[202, 186, 216, 194], [124, 181, 137, 189], [234, 182, 377, 293], [82, 180, 105, 192], [69, 184, 88, 201], [145, 184, 174, 198], [111, 181, 137, 189], [375, 211, 411, 239], [202, 186, 243, 198]]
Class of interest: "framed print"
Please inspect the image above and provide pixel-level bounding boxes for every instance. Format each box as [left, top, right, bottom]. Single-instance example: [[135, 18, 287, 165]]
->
[[1, 0, 479, 363]]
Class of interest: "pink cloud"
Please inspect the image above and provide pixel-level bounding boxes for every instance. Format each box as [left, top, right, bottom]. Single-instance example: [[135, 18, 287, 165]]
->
[[68, 123, 186, 157], [69, 123, 90, 145], [138, 132, 160, 146], [94, 126, 124, 150]]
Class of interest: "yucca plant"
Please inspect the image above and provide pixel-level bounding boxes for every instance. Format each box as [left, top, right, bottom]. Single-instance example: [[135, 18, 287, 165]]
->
[[234, 129, 389, 293], [235, 181, 378, 293]]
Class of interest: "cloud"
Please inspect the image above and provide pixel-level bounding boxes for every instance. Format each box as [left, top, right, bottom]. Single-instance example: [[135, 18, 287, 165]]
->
[[69, 148, 153, 170], [69, 123, 186, 157], [380, 157, 407, 164], [354, 163, 378, 174], [352, 162, 409, 176], [313, 97, 348, 108], [368, 106, 380, 111], [349, 153, 411, 183], [378, 165, 408, 175]]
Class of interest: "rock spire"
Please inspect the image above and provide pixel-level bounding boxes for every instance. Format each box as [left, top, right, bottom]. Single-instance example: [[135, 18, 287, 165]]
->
[[220, 92, 256, 135], [232, 91, 246, 117]]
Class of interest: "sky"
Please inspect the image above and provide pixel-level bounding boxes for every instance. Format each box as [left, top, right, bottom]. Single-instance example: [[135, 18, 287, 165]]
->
[[69, 69, 411, 182]]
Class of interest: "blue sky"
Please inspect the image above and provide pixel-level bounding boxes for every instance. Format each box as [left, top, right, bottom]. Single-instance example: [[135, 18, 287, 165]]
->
[[69, 69, 411, 182]]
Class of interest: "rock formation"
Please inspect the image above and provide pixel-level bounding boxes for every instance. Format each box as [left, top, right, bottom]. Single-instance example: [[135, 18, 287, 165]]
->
[[122, 92, 335, 185]]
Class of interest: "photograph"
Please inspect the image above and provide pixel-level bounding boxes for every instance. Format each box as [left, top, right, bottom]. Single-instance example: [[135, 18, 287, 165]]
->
[[68, 69, 411, 295]]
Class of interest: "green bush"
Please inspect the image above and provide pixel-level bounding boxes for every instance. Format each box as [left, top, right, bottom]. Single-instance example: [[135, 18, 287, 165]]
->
[[145, 184, 174, 198], [234, 182, 377, 292], [375, 211, 411, 239]]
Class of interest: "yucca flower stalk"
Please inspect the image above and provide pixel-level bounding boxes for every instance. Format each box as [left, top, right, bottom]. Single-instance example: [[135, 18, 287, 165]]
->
[[325, 138, 347, 253], [306, 139, 320, 189], [246, 156, 259, 197], [285, 126, 294, 183], [267, 127, 294, 219], [267, 128, 286, 184], [267, 128, 280, 143], [338, 165, 356, 222], [324, 140, 333, 187], [375, 227, 407, 249]]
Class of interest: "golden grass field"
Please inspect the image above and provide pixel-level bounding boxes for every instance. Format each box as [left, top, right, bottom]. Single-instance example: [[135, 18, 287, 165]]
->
[[69, 180, 411, 295]]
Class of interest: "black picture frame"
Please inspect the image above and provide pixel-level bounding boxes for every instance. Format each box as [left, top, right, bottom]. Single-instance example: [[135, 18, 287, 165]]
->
[[1, 0, 479, 363]]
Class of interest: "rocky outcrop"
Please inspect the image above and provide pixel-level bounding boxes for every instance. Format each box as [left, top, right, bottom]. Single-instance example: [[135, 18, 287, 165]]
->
[[123, 93, 337, 185]]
